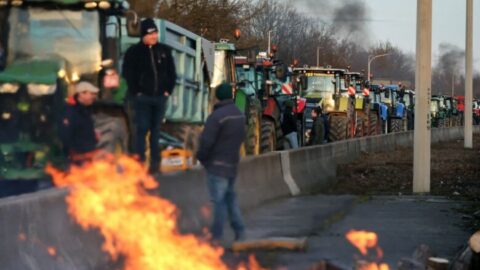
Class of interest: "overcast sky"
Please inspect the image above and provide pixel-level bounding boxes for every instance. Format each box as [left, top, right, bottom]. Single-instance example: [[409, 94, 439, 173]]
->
[[290, 0, 480, 69]]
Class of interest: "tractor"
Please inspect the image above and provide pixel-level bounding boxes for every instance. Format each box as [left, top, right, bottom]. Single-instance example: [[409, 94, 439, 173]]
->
[[293, 66, 359, 143], [0, 0, 215, 195], [345, 72, 380, 137], [370, 84, 390, 134], [383, 85, 407, 132], [430, 96, 447, 128], [235, 50, 296, 154]]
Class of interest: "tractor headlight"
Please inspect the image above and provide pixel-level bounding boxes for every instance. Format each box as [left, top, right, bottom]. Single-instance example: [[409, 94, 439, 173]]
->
[[0, 83, 20, 94], [27, 84, 56, 96]]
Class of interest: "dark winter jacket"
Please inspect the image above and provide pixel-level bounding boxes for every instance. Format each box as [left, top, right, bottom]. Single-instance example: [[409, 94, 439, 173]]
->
[[309, 115, 325, 146], [59, 102, 97, 155], [122, 42, 177, 97], [281, 108, 297, 135], [196, 100, 246, 178]]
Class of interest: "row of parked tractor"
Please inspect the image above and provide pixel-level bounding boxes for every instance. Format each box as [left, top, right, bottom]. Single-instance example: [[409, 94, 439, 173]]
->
[[231, 48, 472, 155]]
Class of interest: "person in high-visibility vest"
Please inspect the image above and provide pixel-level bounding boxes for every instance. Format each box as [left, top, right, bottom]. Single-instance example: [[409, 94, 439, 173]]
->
[[362, 87, 370, 97], [348, 84, 356, 97]]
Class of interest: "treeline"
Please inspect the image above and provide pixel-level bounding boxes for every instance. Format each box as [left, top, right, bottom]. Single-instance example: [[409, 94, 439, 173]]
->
[[128, 0, 479, 96]]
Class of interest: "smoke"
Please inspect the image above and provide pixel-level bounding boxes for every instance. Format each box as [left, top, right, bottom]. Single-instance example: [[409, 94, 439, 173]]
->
[[332, 0, 369, 40], [436, 43, 465, 75], [291, 0, 370, 46], [432, 43, 465, 93]]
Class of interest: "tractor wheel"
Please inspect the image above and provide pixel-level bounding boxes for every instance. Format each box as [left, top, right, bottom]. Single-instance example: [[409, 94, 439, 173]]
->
[[368, 113, 380, 135], [245, 100, 261, 156], [438, 118, 445, 128], [260, 119, 276, 153], [355, 115, 366, 138], [329, 114, 348, 142], [94, 112, 128, 154], [390, 118, 403, 133]]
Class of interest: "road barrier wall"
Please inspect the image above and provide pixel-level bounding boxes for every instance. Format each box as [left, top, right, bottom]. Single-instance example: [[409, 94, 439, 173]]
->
[[0, 126, 477, 269]]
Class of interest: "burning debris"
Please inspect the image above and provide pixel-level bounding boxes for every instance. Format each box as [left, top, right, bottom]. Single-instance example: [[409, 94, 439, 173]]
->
[[346, 230, 389, 270], [46, 155, 266, 270]]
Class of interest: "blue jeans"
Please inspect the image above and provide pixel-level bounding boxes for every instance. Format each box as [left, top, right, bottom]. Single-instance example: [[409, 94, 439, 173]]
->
[[134, 95, 166, 170], [207, 173, 245, 240]]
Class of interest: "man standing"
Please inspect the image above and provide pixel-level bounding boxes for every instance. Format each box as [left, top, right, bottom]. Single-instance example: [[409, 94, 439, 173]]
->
[[308, 106, 326, 146], [60, 81, 99, 163], [122, 18, 177, 174], [196, 83, 246, 241]]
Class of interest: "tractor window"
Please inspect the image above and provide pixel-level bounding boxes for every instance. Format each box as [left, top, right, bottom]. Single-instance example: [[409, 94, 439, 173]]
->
[[305, 75, 335, 94], [430, 100, 439, 113], [7, 7, 101, 78]]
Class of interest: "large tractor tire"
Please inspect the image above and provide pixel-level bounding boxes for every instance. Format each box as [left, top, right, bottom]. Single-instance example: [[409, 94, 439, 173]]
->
[[260, 119, 276, 154], [390, 118, 403, 133], [94, 112, 128, 153], [438, 118, 445, 128], [355, 115, 367, 138], [245, 100, 261, 156], [368, 112, 380, 135], [329, 114, 348, 142]]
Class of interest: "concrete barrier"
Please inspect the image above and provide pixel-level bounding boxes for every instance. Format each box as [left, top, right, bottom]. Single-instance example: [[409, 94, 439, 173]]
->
[[0, 126, 478, 269]]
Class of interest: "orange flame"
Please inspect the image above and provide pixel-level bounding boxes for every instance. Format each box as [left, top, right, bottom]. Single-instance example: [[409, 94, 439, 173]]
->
[[47, 246, 57, 257], [46, 155, 265, 270], [346, 230, 389, 270], [346, 230, 378, 255]]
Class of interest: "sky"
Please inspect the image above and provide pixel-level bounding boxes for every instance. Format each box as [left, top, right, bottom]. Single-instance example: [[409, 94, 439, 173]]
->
[[290, 0, 480, 70]]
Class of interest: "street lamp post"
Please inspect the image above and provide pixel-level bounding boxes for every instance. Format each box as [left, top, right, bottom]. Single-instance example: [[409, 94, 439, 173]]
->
[[367, 53, 391, 82], [267, 30, 272, 55]]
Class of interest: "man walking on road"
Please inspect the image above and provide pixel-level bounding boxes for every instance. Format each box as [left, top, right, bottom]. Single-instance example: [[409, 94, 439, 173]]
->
[[196, 83, 247, 242], [122, 18, 177, 174]]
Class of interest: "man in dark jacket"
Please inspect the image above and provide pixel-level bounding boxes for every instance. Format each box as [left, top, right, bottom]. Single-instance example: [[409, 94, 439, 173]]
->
[[196, 83, 246, 241], [308, 106, 326, 146], [59, 81, 99, 163], [122, 18, 177, 173], [281, 100, 299, 149]]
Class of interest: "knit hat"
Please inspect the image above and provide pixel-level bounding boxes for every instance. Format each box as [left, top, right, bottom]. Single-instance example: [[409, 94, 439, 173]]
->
[[141, 18, 158, 37], [74, 81, 99, 94], [215, 83, 233, 101]]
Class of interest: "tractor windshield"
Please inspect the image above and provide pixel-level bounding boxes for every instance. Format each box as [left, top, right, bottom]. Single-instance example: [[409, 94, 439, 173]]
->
[[430, 100, 439, 113], [6, 7, 101, 77], [305, 74, 335, 94]]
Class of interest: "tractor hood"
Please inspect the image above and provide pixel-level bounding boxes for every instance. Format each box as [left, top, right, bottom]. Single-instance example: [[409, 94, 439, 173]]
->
[[0, 59, 64, 85]]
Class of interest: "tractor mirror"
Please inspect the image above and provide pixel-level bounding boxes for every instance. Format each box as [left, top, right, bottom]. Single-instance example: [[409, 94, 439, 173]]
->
[[126, 11, 141, 37], [384, 90, 390, 99], [236, 80, 247, 89], [300, 76, 308, 91]]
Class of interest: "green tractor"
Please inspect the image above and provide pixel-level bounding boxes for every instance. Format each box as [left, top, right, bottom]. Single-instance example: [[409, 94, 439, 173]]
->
[[0, 0, 215, 195], [430, 95, 447, 128], [0, 0, 134, 194], [234, 51, 296, 154], [345, 71, 380, 137]]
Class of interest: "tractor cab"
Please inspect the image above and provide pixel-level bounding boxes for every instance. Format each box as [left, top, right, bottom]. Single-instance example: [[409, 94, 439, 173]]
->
[[0, 0, 129, 189]]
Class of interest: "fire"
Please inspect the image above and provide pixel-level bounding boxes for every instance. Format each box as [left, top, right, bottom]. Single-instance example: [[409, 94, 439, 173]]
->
[[47, 154, 266, 270], [346, 230, 378, 255], [346, 230, 389, 270]]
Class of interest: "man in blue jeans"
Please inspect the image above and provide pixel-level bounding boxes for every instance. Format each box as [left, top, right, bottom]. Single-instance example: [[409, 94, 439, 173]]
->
[[197, 83, 247, 241], [122, 18, 177, 173]]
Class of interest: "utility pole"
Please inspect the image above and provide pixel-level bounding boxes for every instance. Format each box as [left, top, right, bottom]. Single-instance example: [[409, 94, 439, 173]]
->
[[451, 73, 455, 97], [317, 46, 320, 67], [267, 30, 272, 56], [413, 0, 432, 193], [367, 53, 390, 82], [465, 0, 473, 149]]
